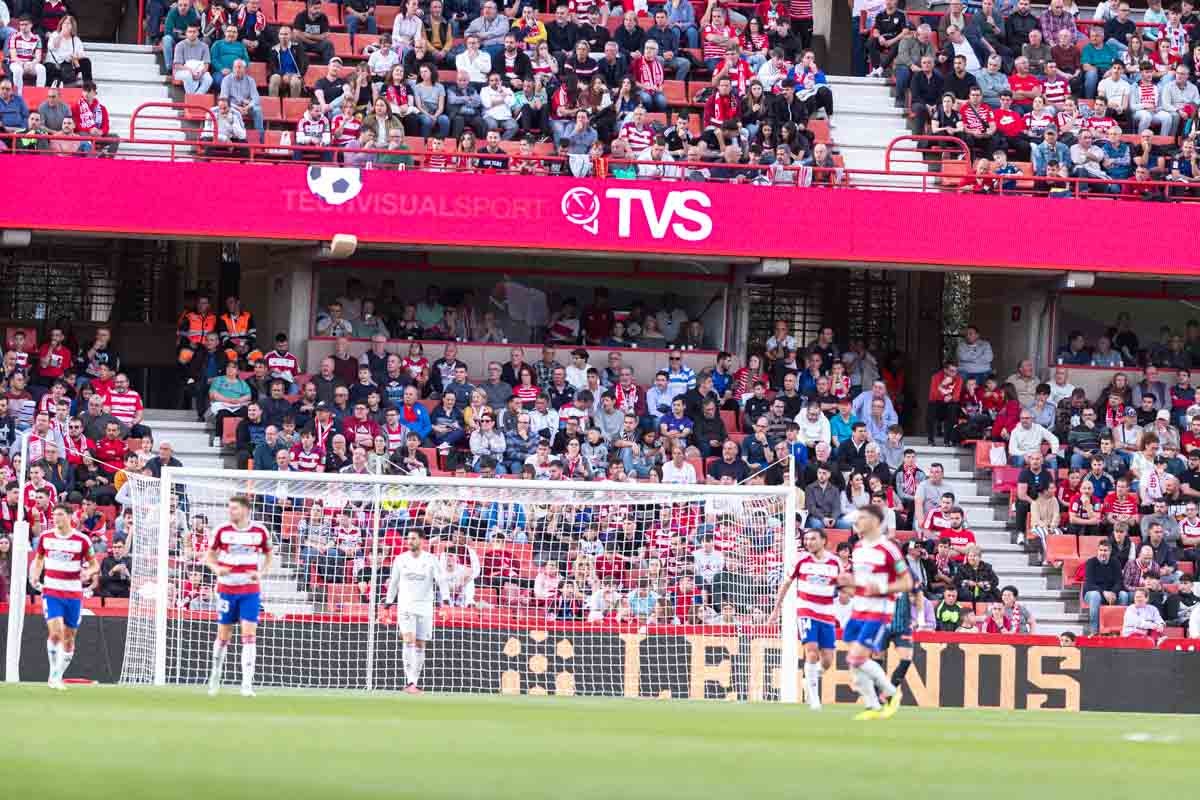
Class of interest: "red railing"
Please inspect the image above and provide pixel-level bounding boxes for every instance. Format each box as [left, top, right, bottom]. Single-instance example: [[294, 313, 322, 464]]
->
[[885, 134, 970, 170], [2, 129, 1196, 204]]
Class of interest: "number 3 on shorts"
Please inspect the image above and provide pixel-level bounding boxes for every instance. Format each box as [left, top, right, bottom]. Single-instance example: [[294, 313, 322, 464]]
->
[[219, 598, 231, 615]]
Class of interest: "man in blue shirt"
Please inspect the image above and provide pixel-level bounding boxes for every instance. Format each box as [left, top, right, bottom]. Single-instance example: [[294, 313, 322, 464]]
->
[[666, 352, 697, 395], [658, 397, 694, 451], [0, 78, 29, 131], [1031, 127, 1070, 176]]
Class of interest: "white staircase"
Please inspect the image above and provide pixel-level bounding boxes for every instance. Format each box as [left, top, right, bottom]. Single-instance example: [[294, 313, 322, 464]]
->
[[828, 75, 932, 189], [144, 410, 319, 614], [87, 42, 184, 159], [907, 441, 1082, 635]]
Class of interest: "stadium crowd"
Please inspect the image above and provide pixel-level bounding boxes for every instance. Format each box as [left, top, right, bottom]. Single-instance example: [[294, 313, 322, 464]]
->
[[926, 315, 1200, 635], [153, 278, 1047, 637], [0, 0, 844, 182], [868, 0, 1200, 195]]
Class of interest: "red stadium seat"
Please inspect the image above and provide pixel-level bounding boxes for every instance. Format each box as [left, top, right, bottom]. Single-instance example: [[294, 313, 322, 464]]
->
[[1099, 605, 1126, 635], [1078, 536, 1105, 559], [663, 80, 688, 108], [275, 1, 307, 26], [248, 61, 268, 88], [1045, 535, 1078, 566], [1061, 557, 1084, 587], [375, 5, 400, 29], [221, 417, 240, 447], [282, 96, 310, 121], [260, 96, 284, 124]]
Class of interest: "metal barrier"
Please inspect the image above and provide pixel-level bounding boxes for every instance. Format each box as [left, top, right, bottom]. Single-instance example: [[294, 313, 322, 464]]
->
[[884, 134, 970, 170]]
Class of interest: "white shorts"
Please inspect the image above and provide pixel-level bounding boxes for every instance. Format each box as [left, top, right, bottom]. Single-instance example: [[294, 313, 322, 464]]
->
[[398, 611, 433, 641]]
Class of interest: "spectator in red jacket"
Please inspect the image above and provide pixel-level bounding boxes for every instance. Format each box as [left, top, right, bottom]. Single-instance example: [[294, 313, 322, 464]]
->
[[34, 327, 72, 395], [72, 81, 119, 156], [927, 360, 963, 446]]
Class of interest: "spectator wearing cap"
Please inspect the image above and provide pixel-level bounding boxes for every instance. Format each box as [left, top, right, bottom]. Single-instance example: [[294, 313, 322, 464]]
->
[[1146, 409, 1180, 452], [1031, 126, 1069, 176]]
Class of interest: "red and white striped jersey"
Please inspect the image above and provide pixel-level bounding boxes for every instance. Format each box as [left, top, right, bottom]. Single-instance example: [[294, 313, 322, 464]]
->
[[210, 522, 272, 595], [24, 481, 58, 510], [334, 525, 362, 552], [382, 422, 406, 452], [265, 350, 300, 383], [849, 536, 906, 623], [647, 525, 674, 555], [701, 23, 734, 62], [1181, 516, 1200, 540], [787, 0, 813, 18], [921, 507, 951, 536], [103, 389, 144, 426], [289, 443, 325, 472], [790, 550, 841, 626], [7, 31, 41, 63], [36, 530, 94, 599]]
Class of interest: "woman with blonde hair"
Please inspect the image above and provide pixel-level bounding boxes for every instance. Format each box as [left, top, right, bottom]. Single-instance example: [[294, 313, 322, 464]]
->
[[46, 15, 92, 86]]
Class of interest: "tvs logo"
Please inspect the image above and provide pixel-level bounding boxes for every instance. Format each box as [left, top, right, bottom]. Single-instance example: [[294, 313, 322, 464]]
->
[[561, 187, 601, 234], [560, 187, 713, 242]]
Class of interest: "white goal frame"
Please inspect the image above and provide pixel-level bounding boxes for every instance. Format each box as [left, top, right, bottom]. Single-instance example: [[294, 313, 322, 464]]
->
[[80, 467, 801, 700]]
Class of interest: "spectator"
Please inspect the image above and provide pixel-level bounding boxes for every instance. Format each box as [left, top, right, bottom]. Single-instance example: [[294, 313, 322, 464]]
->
[[926, 360, 962, 446], [955, 326, 993, 383], [292, 0, 335, 63], [1121, 587, 1166, 638], [97, 537, 132, 598], [267, 26, 308, 98], [1083, 539, 1128, 633], [956, 544, 1000, 603]]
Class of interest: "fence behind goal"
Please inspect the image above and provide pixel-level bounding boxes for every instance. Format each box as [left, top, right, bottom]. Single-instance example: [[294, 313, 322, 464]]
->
[[120, 469, 800, 701]]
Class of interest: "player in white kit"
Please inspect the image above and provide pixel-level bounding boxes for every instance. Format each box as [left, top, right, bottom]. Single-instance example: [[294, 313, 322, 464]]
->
[[386, 531, 446, 694]]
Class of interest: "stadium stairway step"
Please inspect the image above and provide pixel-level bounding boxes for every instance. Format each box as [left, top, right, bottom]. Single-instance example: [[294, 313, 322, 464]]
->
[[141, 415, 226, 470], [905, 442, 1083, 635], [825, 75, 914, 175], [85, 43, 180, 159]]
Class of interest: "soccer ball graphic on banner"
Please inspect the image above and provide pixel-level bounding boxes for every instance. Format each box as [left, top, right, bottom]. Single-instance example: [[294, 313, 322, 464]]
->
[[306, 166, 363, 206]]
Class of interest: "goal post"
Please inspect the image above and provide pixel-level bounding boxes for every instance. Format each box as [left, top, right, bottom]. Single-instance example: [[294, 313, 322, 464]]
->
[[119, 468, 801, 701]]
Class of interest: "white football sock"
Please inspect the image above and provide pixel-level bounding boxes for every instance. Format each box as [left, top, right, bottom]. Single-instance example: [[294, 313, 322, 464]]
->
[[58, 648, 74, 681], [241, 638, 257, 690], [46, 640, 61, 680], [413, 646, 425, 686], [209, 639, 228, 686], [804, 661, 823, 707], [402, 644, 415, 685], [852, 664, 880, 710], [860, 658, 896, 699]]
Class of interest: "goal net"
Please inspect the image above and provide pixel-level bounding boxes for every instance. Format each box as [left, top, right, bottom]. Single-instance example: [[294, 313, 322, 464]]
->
[[120, 469, 800, 701]]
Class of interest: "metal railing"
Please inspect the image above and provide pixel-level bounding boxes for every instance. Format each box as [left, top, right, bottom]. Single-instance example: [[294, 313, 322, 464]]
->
[[4, 123, 1200, 204]]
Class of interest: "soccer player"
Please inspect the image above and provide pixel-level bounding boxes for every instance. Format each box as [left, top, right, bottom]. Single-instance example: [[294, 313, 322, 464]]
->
[[205, 495, 273, 697], [386, 531, 446, 694], [30, 503, 98, 690], [769, 528, 841, 710], [837, 505, 912, 721]]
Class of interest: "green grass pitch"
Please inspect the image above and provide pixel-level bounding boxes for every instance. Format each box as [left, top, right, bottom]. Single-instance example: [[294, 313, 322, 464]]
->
[[1, 685, 1186, 799]]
